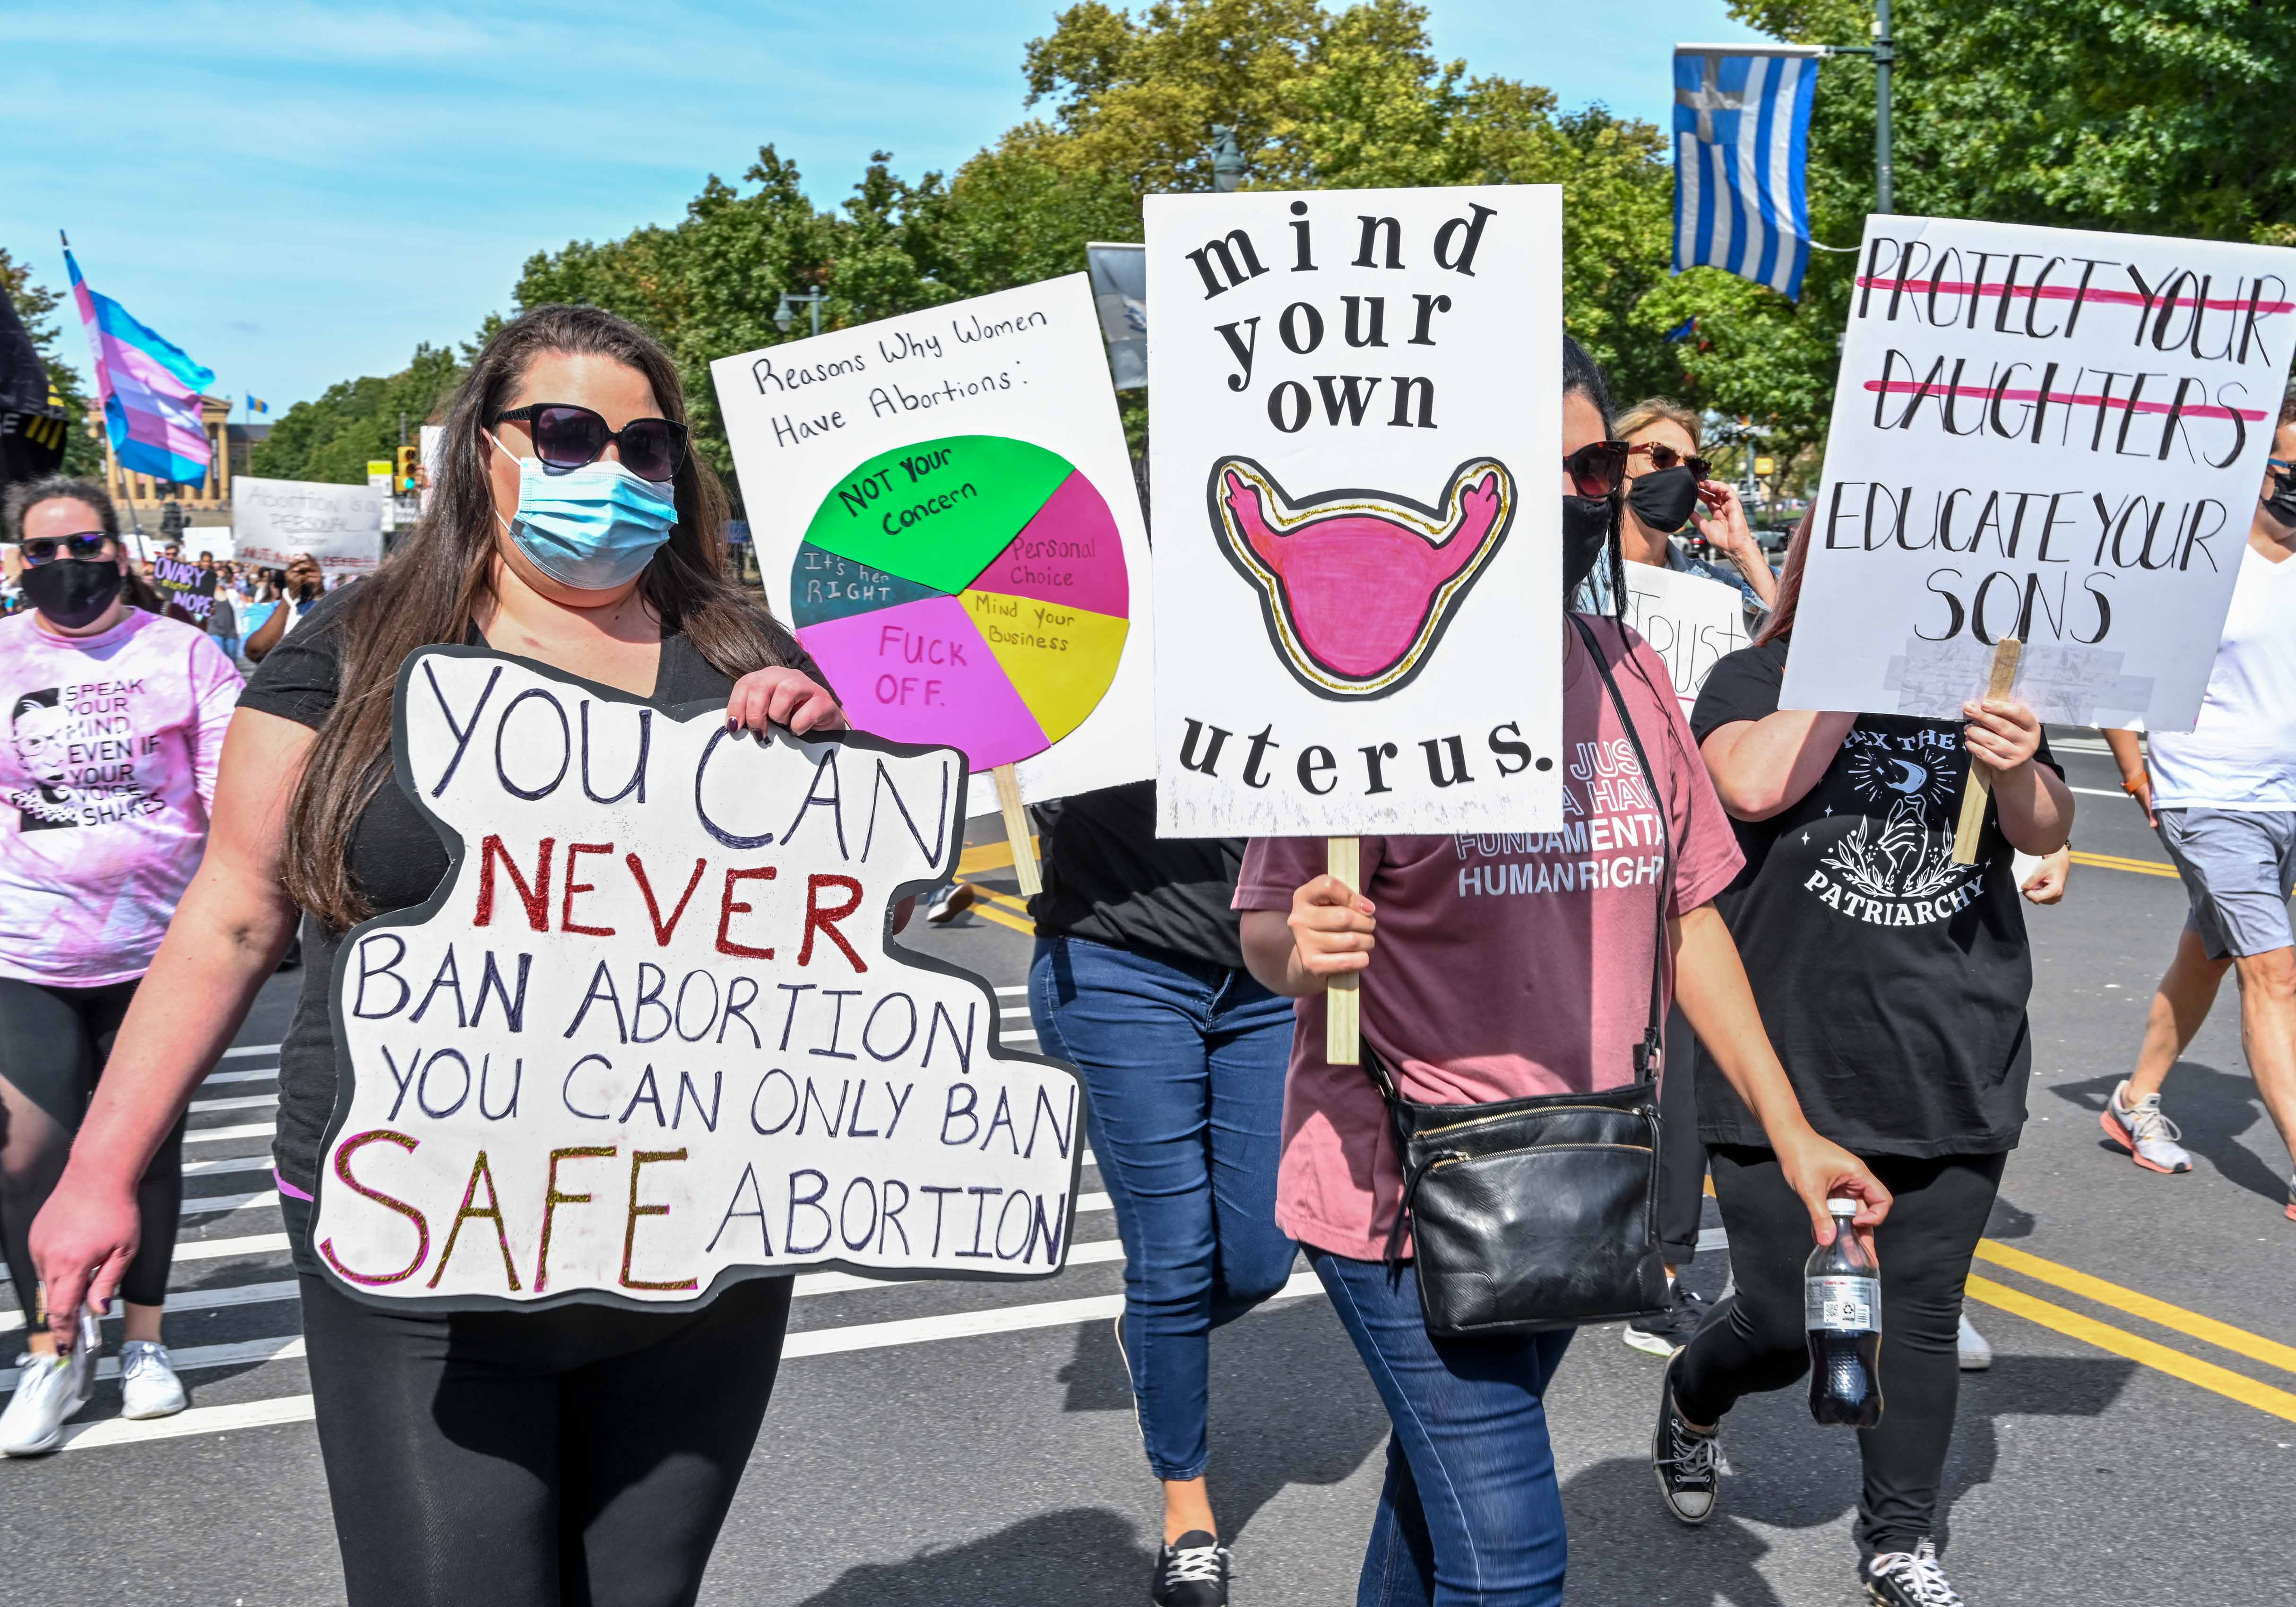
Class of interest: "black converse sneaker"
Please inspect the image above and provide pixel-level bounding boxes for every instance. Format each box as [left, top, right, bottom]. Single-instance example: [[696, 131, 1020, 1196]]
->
[[1864, 1539, 1966, 1607], [1650, 1356, 1721, 1524], [1151, 1531, 1229, 1607]]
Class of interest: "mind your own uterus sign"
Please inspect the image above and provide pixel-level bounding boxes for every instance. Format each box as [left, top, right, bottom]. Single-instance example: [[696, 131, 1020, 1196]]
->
[[1147, 186, 1562, 836], [312, 648, 1081, 1310], [1782, 216, 2296, 730]]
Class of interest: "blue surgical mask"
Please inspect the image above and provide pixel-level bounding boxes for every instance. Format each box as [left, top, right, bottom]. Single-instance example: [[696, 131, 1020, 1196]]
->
[[488, 431, 678, 590]]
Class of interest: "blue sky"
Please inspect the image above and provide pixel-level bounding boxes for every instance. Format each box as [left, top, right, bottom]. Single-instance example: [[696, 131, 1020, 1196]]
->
[[9, 1, 1769, 414]]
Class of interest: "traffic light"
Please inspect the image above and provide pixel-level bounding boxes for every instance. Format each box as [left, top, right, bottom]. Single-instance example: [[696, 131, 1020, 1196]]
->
[[396, 444, 419, 493]]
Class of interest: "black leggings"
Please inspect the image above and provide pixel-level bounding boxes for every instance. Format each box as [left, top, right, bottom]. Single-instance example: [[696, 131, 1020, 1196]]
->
[[1672, 1145, 2006, 1556], [298, 1261, 794, 1607], [0, 976, 184, 1320]]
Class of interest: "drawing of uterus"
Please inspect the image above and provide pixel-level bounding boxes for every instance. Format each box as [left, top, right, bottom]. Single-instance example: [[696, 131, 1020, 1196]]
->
[[1209, 456, 1514, 699]]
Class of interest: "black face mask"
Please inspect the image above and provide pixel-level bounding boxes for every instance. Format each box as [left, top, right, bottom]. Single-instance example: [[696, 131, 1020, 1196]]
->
[[1626, 465, 1701, 536], [2264, 466, 2296, 528], [1563, 494, 1614, 599], [20, 558, 122, 630]]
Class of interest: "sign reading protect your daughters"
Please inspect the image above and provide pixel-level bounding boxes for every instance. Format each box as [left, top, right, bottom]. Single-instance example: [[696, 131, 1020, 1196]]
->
[[1146, 186, 1562, 836], [1782, 216, 2296, 729], [314, 648, 1081, 1309]]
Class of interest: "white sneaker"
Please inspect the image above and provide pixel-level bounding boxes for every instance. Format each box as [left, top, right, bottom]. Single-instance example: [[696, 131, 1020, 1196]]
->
[[1956, 1313, 1992, 1372], [118, 1339, 188, 1420], [924, 883, 976, 925], [2100, 1080, 2194, 1174], [0, 1308, 100, 1457]]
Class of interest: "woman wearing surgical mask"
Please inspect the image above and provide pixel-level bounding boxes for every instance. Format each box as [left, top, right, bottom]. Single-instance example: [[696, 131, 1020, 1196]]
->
[[1586, 399, 1777, 620], [30, 306, 842, 1602], [0, 478, 240, 1455]]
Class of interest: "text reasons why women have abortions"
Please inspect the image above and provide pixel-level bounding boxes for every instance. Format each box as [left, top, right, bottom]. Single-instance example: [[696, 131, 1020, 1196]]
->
[[311, 648, 1082, 1307]]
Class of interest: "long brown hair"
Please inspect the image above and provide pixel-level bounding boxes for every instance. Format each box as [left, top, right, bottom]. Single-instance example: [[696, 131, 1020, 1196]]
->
[[1754, 508, 1816, 647], [284, 303, 797, 928]]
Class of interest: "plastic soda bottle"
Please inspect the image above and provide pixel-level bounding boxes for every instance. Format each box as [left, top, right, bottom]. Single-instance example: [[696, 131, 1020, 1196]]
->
[[1805, 1196, 1882, 1427]]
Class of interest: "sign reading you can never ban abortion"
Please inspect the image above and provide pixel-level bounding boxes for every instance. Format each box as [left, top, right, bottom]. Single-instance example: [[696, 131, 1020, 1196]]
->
[[313, 648, 1081, 1309], [711, 275, 1153, 814], [1781, 216, 2296, 730], [1146, 186, 1562, 836]]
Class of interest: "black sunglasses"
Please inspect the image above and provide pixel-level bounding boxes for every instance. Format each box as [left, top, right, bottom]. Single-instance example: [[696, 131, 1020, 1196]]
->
[[1631, 441, 1717, 480], [492, 403, 689, 483], [1564, 441, 1631, 499], [20, 532, 113, 566]]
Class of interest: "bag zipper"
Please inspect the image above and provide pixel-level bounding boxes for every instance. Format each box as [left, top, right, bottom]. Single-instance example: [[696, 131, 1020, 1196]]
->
[[1415, 1105, 1654, 1141], [1427, 1142, 1654, 1170]]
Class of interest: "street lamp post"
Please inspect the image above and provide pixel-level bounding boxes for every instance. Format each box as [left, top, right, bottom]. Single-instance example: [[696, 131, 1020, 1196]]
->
[[774, 289, 829, 339], [1209, 125, 1246, 193]]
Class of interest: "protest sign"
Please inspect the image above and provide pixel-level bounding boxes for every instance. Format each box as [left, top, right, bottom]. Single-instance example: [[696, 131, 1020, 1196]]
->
[[233, 475, 384, 577], [1781, 215, 2296, 730], [1618, 564, 1750, 713], [150, 554, 217, 624], [1145, 185, 1562, 838], [313, 648, 1081, 1309], [711, 275, 1156, 890]]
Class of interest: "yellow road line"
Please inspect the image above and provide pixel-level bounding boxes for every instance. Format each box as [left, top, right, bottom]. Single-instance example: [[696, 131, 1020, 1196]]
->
[[969, 884, 1034, 918], [1977, 1241, 2296, 1376], [2069, 849, 2180, 879], [965, 899, 1035, 937], [956, 836, 1037, 878], [1966, 1275, 2296, 1424]]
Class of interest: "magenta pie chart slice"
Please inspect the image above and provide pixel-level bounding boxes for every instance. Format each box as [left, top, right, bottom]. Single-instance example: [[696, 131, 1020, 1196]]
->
[[796, 594, 1049, 769], [965, 472, 1129, 618]]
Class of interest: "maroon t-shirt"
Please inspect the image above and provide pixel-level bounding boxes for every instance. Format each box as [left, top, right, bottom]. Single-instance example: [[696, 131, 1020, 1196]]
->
[[1234, 618, 1744, 1261]]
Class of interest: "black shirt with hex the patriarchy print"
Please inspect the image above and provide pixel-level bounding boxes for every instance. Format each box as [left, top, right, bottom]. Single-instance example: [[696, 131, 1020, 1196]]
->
[[1687, 636, 2060, 1158]]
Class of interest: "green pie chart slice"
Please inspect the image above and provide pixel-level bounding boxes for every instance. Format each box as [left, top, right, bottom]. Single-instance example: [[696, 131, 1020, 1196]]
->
[[803, 435, 1076, 596]]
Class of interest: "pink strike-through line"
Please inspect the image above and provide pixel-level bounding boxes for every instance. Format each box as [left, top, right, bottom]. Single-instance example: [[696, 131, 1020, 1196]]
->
[[1856, 276, 2296, 315], [1859, 378, 2270, 423]]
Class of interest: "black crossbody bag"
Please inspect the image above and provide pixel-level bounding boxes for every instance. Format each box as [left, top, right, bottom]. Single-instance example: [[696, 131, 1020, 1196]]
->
[[1362, 614, 1676, 1337]]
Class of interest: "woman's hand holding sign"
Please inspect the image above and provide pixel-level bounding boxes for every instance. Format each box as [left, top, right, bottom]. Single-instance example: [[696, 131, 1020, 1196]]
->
[[725, 665, 846, 736], [1240, 875, 1376, 998], [1960, 692, 2074, 857]]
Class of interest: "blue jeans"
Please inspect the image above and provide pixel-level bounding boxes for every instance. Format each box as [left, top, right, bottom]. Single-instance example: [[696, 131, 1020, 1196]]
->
[[1029, 934, 1297, 1481], [1312, 1249, 1575, 1607]]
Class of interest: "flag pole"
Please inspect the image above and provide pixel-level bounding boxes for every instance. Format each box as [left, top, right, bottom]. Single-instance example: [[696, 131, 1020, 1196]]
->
[[1873, 0, 1894, 213]]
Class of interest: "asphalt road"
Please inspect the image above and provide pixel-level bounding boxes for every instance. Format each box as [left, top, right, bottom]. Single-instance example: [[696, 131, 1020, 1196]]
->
[[3, 740, 2291, 1607]]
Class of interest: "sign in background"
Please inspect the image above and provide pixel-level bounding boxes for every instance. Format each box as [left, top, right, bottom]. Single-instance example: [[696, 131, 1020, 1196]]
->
[[711, 274, 1155, 816], [1782, 215, 2296, 730], [151, 553, 217, 623], [1146, 184, 1562, 836], [1618, 564, 1750, 713], [314, 648, 1082, 1309], [232, 475, 384, 578], [1086, 242, 1147, 390]]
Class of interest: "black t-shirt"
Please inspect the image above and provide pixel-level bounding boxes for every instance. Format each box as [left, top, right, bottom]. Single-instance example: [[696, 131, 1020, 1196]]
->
[[1030, 782, 1249, 972], [241, 582, 822, 1197], [1687, 636, 2059, 1158]]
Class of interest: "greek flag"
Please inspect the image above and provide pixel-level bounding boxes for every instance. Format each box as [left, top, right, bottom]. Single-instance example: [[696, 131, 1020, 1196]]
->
[[1673, 44, 1822, 300]]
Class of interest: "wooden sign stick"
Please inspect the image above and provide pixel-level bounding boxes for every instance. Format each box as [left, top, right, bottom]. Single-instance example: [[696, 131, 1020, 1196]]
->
[[1326, 835, 1361, 1065], [993, 763, 1043, 897], [1951, 636, 2023, 865]]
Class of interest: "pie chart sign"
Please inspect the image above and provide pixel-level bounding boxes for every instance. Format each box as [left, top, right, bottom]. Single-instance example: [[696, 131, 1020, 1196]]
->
[[790, 434, 1131, 771]]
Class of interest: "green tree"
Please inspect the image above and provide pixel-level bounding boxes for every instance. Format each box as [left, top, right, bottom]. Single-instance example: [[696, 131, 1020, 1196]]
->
[[248, 342, 463, 484], [0, 246, 104, 478]]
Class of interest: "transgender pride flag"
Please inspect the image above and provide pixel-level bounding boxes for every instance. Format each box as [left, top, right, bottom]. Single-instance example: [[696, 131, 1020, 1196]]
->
[[65, 239, 214, 483]]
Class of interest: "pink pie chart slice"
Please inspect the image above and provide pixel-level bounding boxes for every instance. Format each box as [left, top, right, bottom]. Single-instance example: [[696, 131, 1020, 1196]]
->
[[796, 594, 1049, 770], [965, 471, 1129, 618]]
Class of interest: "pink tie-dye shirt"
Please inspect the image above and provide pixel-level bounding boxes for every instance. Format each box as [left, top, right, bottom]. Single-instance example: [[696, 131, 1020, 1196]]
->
[[0, 607, 243, 985]]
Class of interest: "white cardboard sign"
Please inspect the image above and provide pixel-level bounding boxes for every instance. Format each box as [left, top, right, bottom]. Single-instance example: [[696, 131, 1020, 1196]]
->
[[232, 475, 384, 578], [1782, 215, 2296, 730], [314, 648, 1082, 1310], [1145, 185, 1562, 836], [1618, 565, 1751, 714], [711, 274, 1154, 816]]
